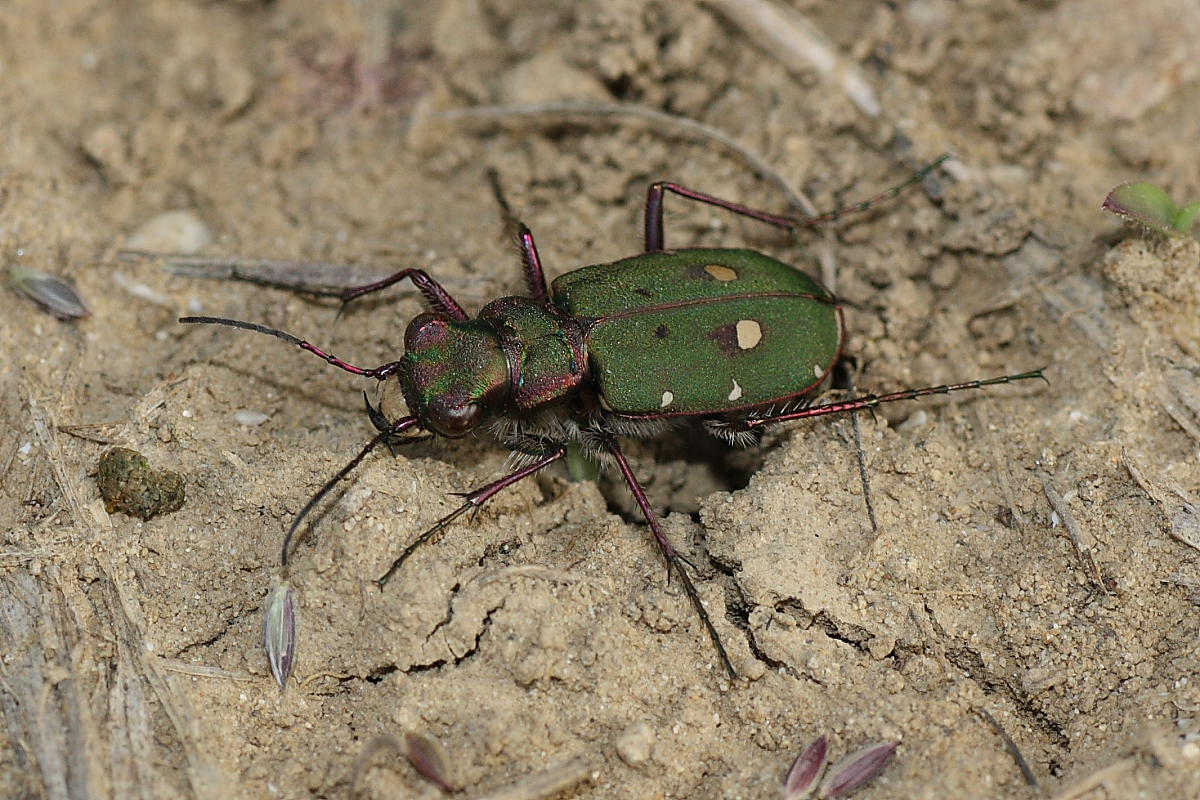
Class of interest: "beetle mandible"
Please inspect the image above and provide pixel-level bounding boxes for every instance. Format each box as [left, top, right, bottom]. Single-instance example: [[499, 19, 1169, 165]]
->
[[182, 157, 1043, 678]]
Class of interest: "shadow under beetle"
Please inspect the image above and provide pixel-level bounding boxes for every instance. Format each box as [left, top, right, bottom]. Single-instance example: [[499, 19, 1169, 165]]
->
[[182, 158, 1043, 679]]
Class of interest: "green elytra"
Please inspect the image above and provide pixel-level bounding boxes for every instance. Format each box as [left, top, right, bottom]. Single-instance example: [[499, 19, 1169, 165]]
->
[[180, 158, 1044, 682], [555, 248, 840, 415]]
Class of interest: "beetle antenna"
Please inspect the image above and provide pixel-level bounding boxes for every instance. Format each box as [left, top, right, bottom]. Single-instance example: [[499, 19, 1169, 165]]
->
[[180, 316, 403, 380], [281, 415, 421, 568], [788, 155, 951, 230]]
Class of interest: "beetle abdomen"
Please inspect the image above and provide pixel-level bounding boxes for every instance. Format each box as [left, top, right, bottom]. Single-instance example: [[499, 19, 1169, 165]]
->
[[551, 249, 842, 416]]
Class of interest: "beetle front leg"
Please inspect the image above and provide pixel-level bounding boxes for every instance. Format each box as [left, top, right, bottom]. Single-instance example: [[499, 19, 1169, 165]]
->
[[339, 268, 469, 321], [377, 443, 566, 585], [486, 169, 551, 305], [601, 433, 737, 679], [282, 414, 422, 568]]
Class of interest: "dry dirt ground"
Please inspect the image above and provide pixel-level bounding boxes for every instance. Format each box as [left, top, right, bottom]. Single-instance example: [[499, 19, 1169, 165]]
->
[[4, 1, 1200, 798]]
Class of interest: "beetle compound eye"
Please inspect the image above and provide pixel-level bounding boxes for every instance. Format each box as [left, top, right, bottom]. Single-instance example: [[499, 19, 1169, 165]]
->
[[427, 401, 482, 437], [405, 313, 451, 351]]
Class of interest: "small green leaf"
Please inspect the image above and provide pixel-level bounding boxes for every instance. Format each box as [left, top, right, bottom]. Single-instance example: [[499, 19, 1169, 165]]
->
[[566, 440, 601, 483], [1172, 202, 1200, 234], [1102, 182, 1197, 236]]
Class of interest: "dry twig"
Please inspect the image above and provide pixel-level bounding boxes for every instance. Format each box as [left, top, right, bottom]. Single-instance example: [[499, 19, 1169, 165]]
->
[[1042, 480, 1110, 594], [473, 756, 596, 800], [697, 0, 881, 117], [431, 102, 816, 216]]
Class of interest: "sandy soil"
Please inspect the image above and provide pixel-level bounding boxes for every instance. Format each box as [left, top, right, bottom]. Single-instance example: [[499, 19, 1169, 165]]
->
[[3, 1, 1200, 798]]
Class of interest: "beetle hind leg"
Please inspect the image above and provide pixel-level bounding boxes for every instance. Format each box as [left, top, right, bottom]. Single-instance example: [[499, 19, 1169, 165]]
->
[[642, 156, 951, 251]]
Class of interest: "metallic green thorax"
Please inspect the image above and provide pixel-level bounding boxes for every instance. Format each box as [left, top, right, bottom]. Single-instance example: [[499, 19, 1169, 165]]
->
[[479, 296, 586, 410], [552, 248, 841, 416], [397, 297, 586, 436]]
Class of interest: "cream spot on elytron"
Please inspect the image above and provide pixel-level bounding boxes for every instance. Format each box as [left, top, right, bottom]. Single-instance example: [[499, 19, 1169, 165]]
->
[[735, 319, 762, 350], [813, 363, 823, 379], [704, 264, 738, 282], [660, 390, 674, 408], [728, 378, 743, 402]]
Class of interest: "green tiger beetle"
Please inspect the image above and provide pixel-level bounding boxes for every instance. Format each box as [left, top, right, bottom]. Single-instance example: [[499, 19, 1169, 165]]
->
[[181, 156, 1043, 679]]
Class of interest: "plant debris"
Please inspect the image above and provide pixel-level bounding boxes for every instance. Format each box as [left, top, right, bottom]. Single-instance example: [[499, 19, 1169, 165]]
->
[[782, 736, 899, 799], [9, 263, 90, 319], [263, 580, 298, 689]]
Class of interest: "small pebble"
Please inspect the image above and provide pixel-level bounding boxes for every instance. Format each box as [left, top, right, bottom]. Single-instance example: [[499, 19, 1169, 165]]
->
[[235, 410, 269, 426], [615, 721, 655, 766], [82, 123, 137, 183], [895, 409, 929, 433], [126, 210, 212, 254]]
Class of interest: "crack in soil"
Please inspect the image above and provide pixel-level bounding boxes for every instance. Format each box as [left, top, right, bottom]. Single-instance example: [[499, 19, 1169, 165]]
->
[[921, 603, 1072, 750]]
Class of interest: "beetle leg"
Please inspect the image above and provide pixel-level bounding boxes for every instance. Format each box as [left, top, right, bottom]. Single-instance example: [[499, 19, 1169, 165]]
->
[[486, 168, 550, 305], [644, 182, 796, 250], [601, 434, 738, 679], [282, 415, 422, 568], [741, 369, 1047, 430], [643, 156, 951, 251], [338, 268, 469, 321], [377, 443, 567, 586]]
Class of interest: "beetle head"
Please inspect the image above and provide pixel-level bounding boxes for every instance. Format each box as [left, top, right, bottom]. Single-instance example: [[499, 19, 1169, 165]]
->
[[397, 313, 510, 437]]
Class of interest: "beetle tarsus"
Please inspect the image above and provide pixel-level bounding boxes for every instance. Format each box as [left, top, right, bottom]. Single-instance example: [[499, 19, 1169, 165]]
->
[[486, 169, 552, 305], [668, 552, 737, 680], [378, 502, 474, 586]]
